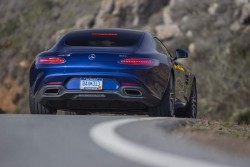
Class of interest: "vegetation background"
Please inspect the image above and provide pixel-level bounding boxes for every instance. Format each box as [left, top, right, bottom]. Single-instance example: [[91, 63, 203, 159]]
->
[[0, 0, 249, 124]]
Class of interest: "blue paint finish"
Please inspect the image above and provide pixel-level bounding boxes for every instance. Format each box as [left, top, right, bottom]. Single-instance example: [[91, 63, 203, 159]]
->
[[29, 28, 176, 108]]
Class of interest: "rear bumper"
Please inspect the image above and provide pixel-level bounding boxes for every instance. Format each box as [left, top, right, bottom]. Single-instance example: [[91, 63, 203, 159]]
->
[[35, 85, 160, 111]]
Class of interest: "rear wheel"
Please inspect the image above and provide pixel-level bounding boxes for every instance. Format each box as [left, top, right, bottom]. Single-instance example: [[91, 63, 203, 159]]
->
[[65, 111, 78, 115], [29, 91, 57, 114], [185, 81, 197, 118], [148, 73, 175, 117]]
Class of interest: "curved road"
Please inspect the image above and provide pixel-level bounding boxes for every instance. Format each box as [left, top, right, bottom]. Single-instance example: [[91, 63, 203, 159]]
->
[[0, 114, 249, 167]]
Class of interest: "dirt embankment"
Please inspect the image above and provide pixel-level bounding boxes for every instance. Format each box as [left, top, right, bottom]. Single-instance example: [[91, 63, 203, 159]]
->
[[175, 120, 250, 156]]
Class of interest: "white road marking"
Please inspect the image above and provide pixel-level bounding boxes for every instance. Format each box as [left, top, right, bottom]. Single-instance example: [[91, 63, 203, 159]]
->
[[90, 118, 234, 167]]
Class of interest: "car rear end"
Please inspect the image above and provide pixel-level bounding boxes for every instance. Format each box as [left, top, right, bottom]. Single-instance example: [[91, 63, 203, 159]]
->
[[30, 29, 168, 112]]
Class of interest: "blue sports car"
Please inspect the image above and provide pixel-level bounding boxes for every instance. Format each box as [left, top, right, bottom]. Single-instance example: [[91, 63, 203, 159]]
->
[[29, 28, 197, 118]]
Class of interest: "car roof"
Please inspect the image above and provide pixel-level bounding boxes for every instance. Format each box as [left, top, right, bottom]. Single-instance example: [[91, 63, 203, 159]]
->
[[66, 28, 146, 35]]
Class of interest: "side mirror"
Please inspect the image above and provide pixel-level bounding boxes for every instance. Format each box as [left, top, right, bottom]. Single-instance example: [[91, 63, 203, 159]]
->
[[174, 49, 189, 60]]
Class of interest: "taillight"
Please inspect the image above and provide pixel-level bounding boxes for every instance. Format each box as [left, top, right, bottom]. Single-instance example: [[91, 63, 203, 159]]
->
[[119, 58, 159, 66], [36, 57, 66, 64]]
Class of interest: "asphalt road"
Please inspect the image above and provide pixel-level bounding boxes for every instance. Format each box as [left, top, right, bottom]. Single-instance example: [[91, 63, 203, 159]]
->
[[0, 114, 249, 167]]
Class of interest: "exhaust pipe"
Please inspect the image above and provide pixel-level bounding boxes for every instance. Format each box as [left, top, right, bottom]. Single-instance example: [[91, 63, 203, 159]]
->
[[124, 89, 142, 96], [44, 88, 60, 95]]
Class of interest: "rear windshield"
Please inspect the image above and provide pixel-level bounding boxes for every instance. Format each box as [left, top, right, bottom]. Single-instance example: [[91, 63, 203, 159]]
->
[[64, 31, 143, 47]]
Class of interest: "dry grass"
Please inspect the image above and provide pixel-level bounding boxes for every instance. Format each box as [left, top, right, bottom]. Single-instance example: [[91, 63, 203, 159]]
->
[[0, 77, 22, 112], [175, 119, 250, 156]]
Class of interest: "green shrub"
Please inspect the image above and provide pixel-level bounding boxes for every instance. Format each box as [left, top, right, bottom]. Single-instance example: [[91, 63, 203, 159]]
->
[[229, 108, 250, 125]]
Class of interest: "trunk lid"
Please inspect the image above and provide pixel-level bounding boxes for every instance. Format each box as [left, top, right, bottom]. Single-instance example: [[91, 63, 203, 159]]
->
[[57, 46, 136, 62], [63, 52, 127, 62]]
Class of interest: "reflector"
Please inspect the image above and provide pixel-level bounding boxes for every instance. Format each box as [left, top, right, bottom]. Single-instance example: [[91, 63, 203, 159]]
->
[[121, 82, 139, 86], [46, 82, 63, 85]]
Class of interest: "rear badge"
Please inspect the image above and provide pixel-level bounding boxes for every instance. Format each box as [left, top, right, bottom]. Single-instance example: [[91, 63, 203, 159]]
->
[[88, 54, 96, 61]]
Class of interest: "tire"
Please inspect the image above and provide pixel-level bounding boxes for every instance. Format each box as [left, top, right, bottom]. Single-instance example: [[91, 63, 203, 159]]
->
[[185, 81, 197, 118], [148, 73, 175, 117], [29, 91, 57, 114], [65, 111, 78, 115]]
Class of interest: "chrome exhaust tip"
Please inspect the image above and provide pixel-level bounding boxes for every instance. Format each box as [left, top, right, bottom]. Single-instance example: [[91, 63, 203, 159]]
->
[[44, 88, 60, 95], [124, 89, 142, 96]]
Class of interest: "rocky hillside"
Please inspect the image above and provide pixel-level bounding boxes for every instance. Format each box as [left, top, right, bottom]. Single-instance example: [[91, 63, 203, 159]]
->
[[0, 0, 250, 121]]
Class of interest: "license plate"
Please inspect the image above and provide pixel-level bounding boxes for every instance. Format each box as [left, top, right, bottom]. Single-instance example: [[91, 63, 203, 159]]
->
[[80, 78, 103, 90]]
